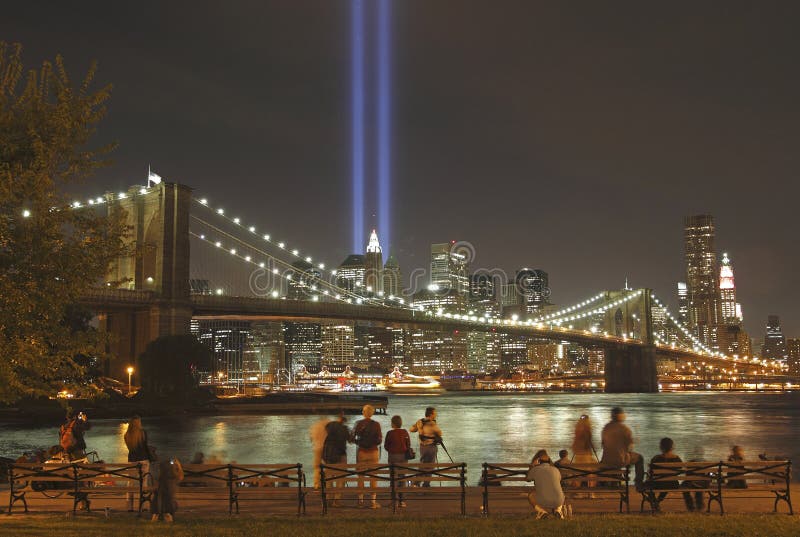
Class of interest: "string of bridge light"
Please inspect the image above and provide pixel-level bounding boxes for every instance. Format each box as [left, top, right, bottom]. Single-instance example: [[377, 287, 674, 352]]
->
[[190, 231, 388, 306], [192, 195, 334, 276], [544, 290, 644, 326], [529, 292, 607, 323], [651, 292, 786, 370], [189, 213, 407, 307], [650, 292, 716, 356]]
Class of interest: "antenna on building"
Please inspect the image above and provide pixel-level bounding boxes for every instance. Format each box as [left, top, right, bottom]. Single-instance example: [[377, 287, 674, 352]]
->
[[624, 277, 630, 291]]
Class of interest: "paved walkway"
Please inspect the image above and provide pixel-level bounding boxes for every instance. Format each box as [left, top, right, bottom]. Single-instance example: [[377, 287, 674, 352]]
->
[[1, 484, 796, 518]]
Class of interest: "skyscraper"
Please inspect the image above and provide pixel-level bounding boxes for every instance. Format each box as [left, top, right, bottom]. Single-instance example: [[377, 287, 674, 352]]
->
[[430, 242, 469, 297], [787, 338, 800, 375], [718, 253, 739, 324], [469, 272, 499, 318], [677, 282, 689, 326], [383, 253, 402, 298], [287, 260, 321, 300], [684, 215, 722, 349], [336, 254, 366, 291], [364, 229, 383, 295], [516, 268, 550, 313], [761, 315, 788, 363]]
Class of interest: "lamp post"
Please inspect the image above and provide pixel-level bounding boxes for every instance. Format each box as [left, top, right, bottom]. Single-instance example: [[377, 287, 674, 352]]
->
[[127, 366, 134, 395]]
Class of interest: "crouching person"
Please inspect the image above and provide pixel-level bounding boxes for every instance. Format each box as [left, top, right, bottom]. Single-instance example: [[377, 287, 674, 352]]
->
[[526, 449, 566, 519], [151, 457, 184, 522]]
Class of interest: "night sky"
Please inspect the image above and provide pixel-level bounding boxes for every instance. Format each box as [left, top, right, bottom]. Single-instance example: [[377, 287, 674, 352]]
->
[[4, 1, 799, 340]]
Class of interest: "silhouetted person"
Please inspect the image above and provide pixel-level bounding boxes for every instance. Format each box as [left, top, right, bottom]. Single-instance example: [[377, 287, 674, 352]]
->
[[600, 407, 644, 490]]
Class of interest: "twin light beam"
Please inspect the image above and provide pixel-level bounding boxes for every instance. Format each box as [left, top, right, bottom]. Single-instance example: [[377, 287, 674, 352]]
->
[[351, 0, 391, 254]]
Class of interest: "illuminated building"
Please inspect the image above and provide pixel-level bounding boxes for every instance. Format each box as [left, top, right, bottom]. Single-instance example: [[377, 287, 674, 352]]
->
[[677, 282, 689, 326], [761, 315, 788, 363], [193, 319, 284, 384], [406, 327, 467, 374], [364, 229, 383, 295], [516, 268, 550, 313], [321, 323, 355, 369], [284, 322, 322, 372], [466, 330, 500, 373], [469, 272, 500, 318], [684, 215, 722, 349], [287, 260, 321, 300], [336, 254, 365, 291], [430, 242, 469, 297], [787, 339, 800, 375], [719, 253, 739, 324], [412, 287, 466, 314], [383, 253, 402, 298], [716, 253, 750, 356]]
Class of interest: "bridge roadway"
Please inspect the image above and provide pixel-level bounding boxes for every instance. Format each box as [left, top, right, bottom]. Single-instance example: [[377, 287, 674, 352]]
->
[[81, 289, 760, 371]]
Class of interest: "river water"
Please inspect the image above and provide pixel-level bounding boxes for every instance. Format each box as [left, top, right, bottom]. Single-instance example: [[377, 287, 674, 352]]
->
[[2, 392, 797, 482]]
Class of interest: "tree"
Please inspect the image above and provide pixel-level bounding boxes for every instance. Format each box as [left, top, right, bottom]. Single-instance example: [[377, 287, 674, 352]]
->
[[138, 335, 213, 399], [0, 42, 128, 403]]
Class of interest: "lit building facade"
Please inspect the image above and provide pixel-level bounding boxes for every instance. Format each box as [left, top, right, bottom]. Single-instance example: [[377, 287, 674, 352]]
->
[[516, 268, 550, 313], [364, 229, 383, 295], [762, 315, 788, 363], [287, 260, 321, 300], [430, 242, 469, 297], [284, 322, 322, 372], [336, 254, 366, 291], [684, 215, 722, 349], [469, 272, 500, 318], [677, 282, 689, 326], [787, 338, 800, 375], [321, 323, 355, 369]]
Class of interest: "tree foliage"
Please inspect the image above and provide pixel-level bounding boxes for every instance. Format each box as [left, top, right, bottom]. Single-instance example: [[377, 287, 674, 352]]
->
[[138, 335, 213, 399], [0, 42, 128, 403]]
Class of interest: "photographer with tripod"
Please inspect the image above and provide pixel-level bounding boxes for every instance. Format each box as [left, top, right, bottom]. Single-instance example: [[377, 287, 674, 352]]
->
[[410, 407, 444, 486]]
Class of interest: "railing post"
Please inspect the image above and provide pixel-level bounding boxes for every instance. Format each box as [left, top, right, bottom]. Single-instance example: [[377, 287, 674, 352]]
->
[[390, 463, 397, 514], [320, 464, 328, 515], [296, 464, 304, 516], [460, 463, 466, 516], [481, 463, 489, 516]]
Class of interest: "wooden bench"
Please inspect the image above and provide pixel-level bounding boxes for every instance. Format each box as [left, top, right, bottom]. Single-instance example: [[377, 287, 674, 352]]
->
[[179, 463, 306, 515], [481, 462, 630, 515], [641, 460, 792, 515], [8, 461, 149, 514], [719, 460, 792, 514], [640, 461, 722, 513], [319, 462, 467, 515]]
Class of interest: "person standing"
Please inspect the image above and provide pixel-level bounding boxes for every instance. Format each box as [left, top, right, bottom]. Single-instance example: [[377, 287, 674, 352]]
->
[[60, 411, 91, 460], [123, 415, 154, 511], [410, 407, 443, 487], [600, 407, 644, 490], [572, 414, 597, 490], [384, 415, 412, 508], [351, 404, 382, 508], [151, 457, 184, 523], [321, 413, 349, 506], [308, 417, 329, 489]]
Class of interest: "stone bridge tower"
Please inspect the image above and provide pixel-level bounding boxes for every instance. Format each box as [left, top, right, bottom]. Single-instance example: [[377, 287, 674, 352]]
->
[[98, 182, 192, 376]]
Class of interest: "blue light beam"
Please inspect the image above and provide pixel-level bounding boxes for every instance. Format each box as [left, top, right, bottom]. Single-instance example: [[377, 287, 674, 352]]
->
[[377, 0, 391, 254], [351, 0, 365, 253]]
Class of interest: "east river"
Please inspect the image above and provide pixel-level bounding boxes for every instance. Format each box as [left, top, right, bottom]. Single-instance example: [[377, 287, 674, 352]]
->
[[2, 392, 797, 481]]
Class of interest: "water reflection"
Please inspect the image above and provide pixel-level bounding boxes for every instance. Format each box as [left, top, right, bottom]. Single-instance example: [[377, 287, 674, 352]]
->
[[1, 392, 796, 482]]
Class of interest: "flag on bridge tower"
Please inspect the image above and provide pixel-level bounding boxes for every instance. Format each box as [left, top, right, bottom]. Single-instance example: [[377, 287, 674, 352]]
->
[[147, 165, 162, 186]]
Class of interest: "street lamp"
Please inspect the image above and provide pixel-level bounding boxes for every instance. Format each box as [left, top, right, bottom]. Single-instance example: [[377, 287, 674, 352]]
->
[[126, 366, 134, 395]]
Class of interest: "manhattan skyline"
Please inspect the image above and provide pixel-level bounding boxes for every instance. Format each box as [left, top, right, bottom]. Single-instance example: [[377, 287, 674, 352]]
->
[[3, 1, 799, 337]]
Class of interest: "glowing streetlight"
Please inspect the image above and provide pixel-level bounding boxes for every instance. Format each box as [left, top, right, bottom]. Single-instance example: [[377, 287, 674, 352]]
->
[[126, 366, 134, 395]]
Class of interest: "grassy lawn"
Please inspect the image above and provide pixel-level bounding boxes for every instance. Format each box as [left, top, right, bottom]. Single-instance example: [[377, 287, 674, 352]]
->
[[0, 514, 797, 537]]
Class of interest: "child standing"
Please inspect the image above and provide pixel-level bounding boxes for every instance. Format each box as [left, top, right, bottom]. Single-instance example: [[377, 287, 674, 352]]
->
[[384, 415, 412, 508]]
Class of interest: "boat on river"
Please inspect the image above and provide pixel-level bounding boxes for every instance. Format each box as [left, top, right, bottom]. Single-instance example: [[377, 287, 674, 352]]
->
[[199, 392, 388, 415], [385, 375, 444, 394]]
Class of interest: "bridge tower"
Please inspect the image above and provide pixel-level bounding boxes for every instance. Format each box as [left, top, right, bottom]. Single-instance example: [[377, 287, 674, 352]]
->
[[604, 288, 659, 392], [98, 182, 193, 376]]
